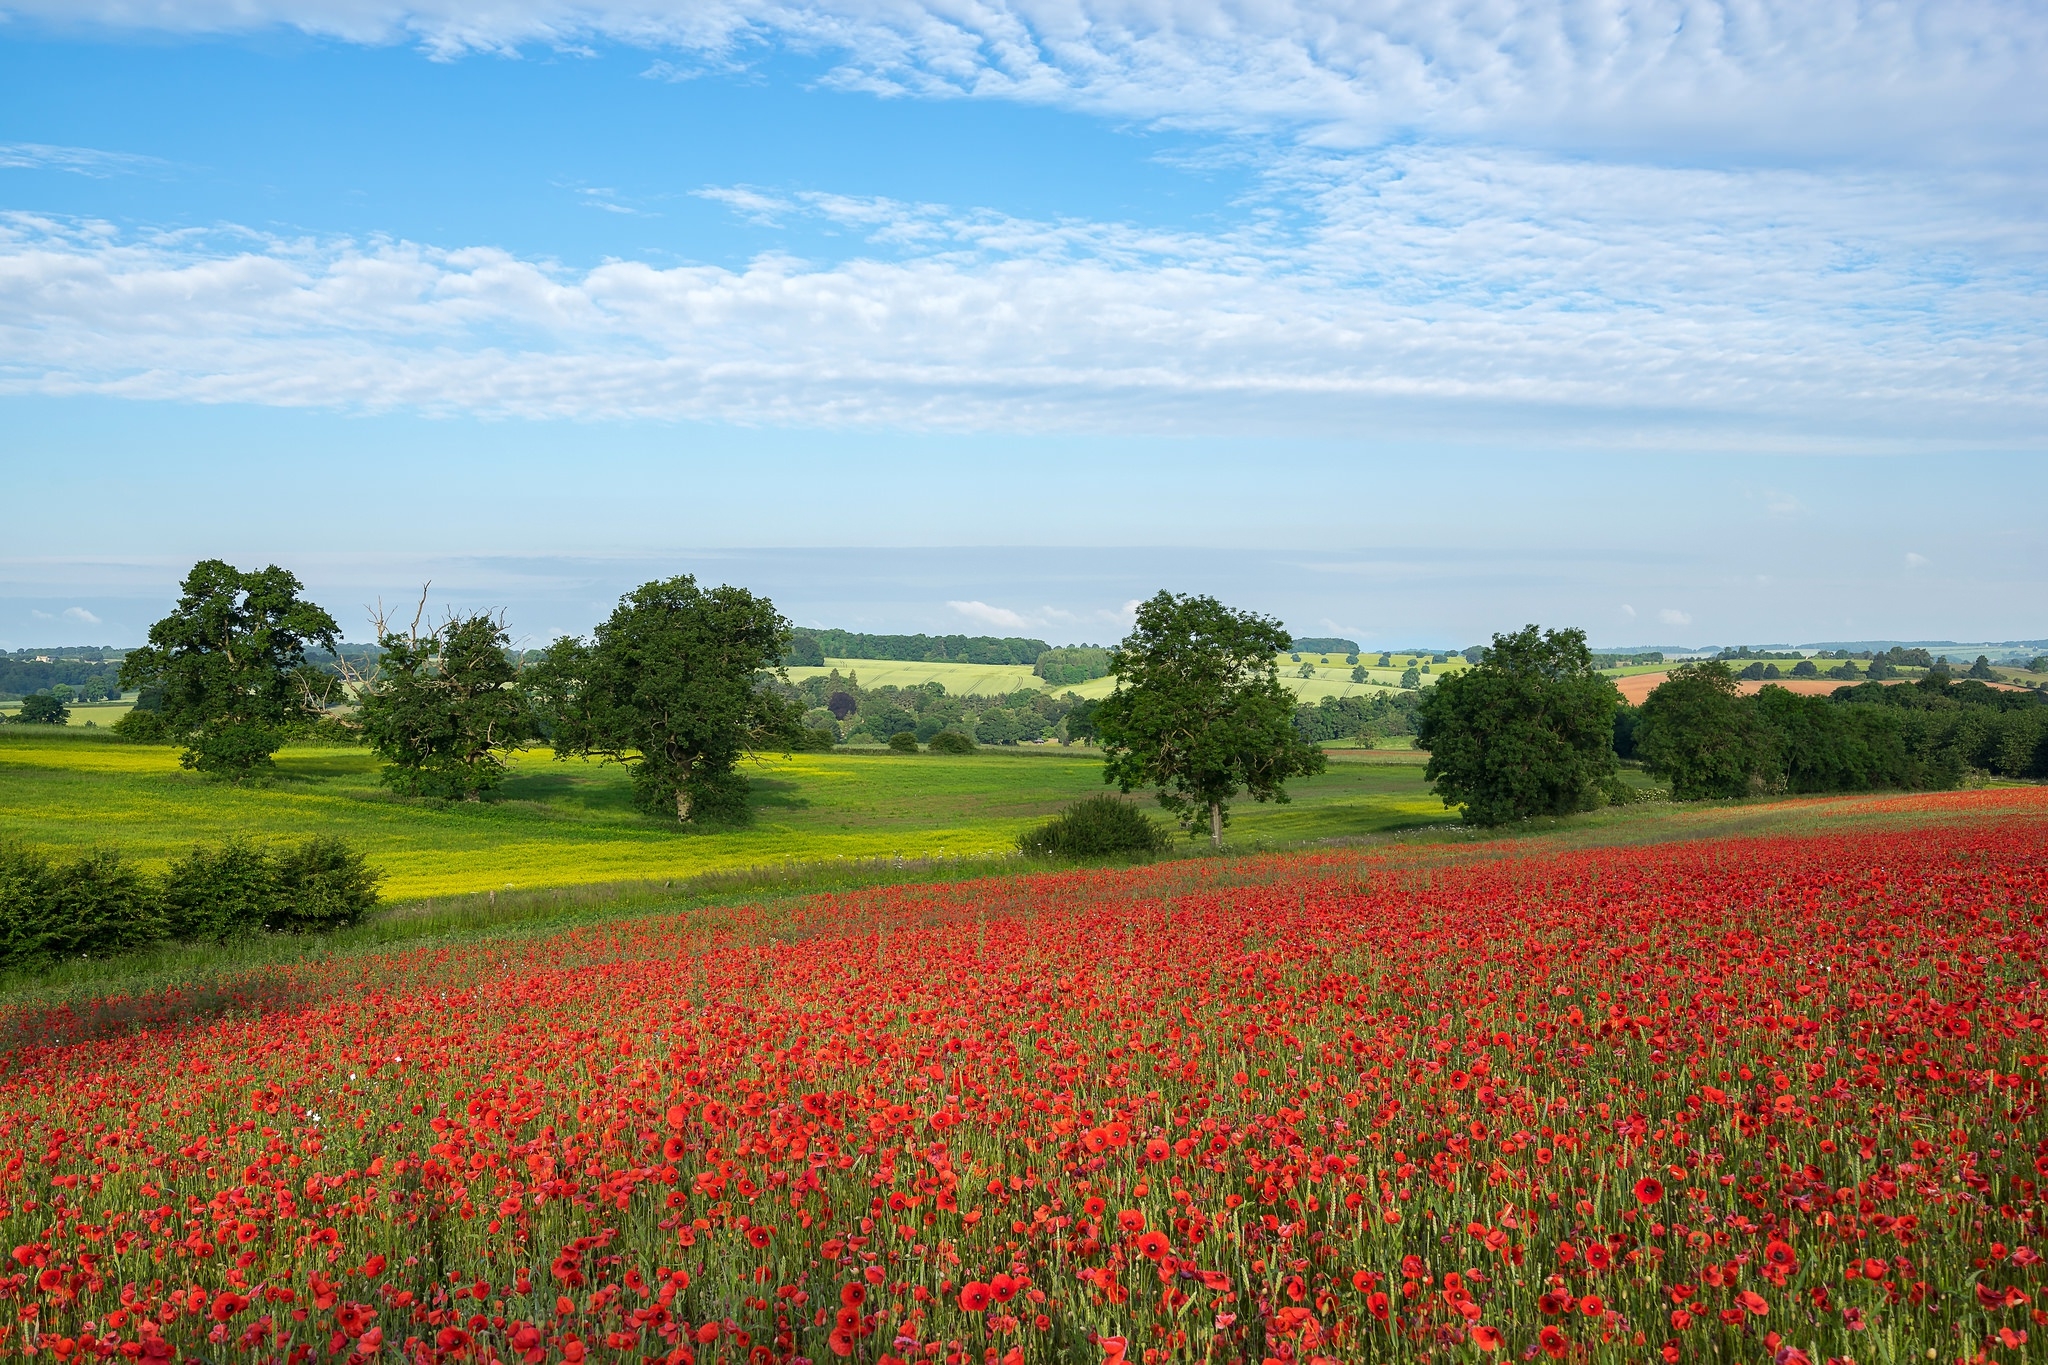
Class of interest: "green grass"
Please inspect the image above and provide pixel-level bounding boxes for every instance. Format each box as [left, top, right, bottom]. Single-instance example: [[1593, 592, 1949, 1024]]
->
[[0, 728, 1465, 901], [786, 655, 1462, 702]]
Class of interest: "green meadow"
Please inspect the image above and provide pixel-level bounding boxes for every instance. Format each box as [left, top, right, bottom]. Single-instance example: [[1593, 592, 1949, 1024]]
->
[[787, 654, 1473, 702], [0, 729, 1460, 901]]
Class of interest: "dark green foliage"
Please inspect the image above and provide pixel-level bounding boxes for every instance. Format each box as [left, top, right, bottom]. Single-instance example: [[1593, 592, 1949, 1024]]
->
[[1290, 637, 1360, 655], [1634, 663, 1767, 799], [786, 724, 838, 751], [268, 836, 381, 933], [782, 633, 827, 668], [527, 577, 803, 825], [1635, 667, 2047, 800], [119, 560, 341, 778], [927, 730, 976, 754], [161, 840, 274, 943], [111, 706, 171, 742], [1292, 691, 1423, 745], [0, 845, 163, 970], [1792, 659, 1818, 677], [1095, 592, 1326, 848], [804, 630, 1050, 666], [1400, 667, 1421, 690], [1417, 625, 1621, 828], [0, 835, 377, 973], [1034, 646, 1112, 687], [0, 652, 125, 703], [1612, 704, 1640, 760], [1350, 665, 1367, 683], [14, 693, 68, 724], [1018, 795, 1169, 859], [886, 731, 920, 752], [357, 612, 528, 800], [1969, 655, 1998, 680]]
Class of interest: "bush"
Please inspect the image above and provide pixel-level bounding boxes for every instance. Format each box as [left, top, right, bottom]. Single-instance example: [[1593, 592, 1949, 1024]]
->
[[112, 706, 174, 743], [927, 730, 976, 754], [1018, 795, 1170, 859], [887, 731, 920, 752], [0, 836, 384, 973], [0, 844, 163, 970], [15, 693, 69, 724], [270, 836, 381, 932], [162, 840, 274, 943]]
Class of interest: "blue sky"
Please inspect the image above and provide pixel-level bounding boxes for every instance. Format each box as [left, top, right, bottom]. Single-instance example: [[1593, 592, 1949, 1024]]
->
[[2, 1, 2044, 649]]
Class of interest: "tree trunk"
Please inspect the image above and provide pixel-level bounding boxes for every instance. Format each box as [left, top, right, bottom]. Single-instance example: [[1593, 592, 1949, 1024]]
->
[[675, 785, 692, 824], [1209, 800, 1223, 850]]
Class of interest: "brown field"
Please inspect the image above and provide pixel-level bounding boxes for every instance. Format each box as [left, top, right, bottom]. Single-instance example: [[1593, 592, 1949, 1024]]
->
[[1614, 671, 2030, 705]]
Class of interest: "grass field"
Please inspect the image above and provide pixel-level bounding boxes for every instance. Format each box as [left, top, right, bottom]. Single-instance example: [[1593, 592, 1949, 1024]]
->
[[0, 730, 1468, 901], [0, 697, 135, 726], [787, 656, 1460, 701]]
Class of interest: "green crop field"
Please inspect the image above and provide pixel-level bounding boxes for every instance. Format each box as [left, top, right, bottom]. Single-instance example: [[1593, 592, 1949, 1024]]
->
[[785, 654, 1471, 701], [0, 730, 1465, 901], [0, 698, 135, 727]]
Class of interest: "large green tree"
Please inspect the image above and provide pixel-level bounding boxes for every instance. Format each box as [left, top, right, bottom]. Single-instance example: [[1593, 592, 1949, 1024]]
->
[[1416, 625, 1621, 827], [356, 610, 528, 800], [525, 576, 802, 824], [118, 560, 340, 778], [1632, 661, 1769, 799], [1094, 591, 1325, 848]]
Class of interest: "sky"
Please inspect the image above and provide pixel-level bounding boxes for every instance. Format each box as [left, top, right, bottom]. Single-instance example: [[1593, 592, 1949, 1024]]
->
[[1, 1, 2044, 650]]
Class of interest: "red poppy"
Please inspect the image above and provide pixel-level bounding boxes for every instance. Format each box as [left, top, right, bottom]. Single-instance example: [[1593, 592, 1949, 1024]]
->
[[1634, 1176, 1665, 1205], [1736, 1290, 1768, 1316], [990, 1273, 1020, 1302], [1117, 1209, 1145, 1234], [1472, 1325, 1504, 1351], [746, 1226, 772, 1249], [959, 1282, 993, 1312], [1539, 1325, 1569, 1359], [1764, 1240, 1796, 1270], [1099, 1336, 1129, 1364], [1137, 1231, 1171, 1261]]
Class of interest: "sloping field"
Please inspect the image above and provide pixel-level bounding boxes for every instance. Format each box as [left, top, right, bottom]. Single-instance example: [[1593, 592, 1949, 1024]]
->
[[789, 657, 1434, 701], [2, 788, 2043, 1362], [1614, 672, 2030, 704], [0, 731, 1461, 900]]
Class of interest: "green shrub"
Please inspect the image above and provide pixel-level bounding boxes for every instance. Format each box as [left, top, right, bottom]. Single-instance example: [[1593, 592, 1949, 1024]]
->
[[270, 836, 381, 932], [112, 706, 174, 743], [0, 844, 164, 971], [162, 840, 273, 943], [1018, 795, 1170, 859], [887, 731, 920, 753], [927, 730, 976, 754]]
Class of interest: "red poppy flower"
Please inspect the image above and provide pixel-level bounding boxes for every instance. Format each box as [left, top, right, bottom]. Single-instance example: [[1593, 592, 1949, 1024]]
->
[[1117, 1209, 1146, 1234], [1099, 1336, 1129, 1364], [990, 1274, 1020, 1302], [1539, 1325, 1569, 1359], [1764, 1240, 1796, 1270], [1736, 1290, 1768, 1316], [1472, 1326, 1504, 1352], [1137, 1231, 1171, 1261], [1634, 1176, 1665, 1204], [959, 1282, 993, 1312]]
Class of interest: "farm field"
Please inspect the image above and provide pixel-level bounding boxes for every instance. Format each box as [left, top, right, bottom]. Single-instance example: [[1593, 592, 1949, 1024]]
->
[[787, 657, 1462, 702], [0, 697, 134, 726], [0, 732, 1466, 900], [1, 786, 2043, 1363]]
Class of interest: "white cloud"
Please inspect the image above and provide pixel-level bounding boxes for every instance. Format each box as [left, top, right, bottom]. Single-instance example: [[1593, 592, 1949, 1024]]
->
[[10, 2, 2042, 162], [1658, 608, 1691, 626], [61, 606, 102, 625], [1620, 604, 1635, 618], [1905, 551, 1930, 568], [1, 146, 2041, 442], [947, 599, 1032, 630], [0, 142, 170, 177]]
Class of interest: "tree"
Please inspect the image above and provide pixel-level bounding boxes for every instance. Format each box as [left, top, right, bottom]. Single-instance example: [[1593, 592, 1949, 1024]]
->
[[356, 604, 528, 800], [15, 692, 68, 724], [1400, 666, 1421, 689], [118, 560, 340, 778], [1350, 664, 1367, 683], [1094, 591, 1326, 848], [1968, 655, 1998, 681], [525, 576, 802, 825], [1415, 625, 1621, 827], [1632, 662, 1767, 799]]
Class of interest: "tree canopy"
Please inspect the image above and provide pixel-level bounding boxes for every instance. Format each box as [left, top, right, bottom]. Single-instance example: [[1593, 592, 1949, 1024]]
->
[[117, 560, 340, 778], [1632, 662, 1766, 799], [526, 576, 802, 825], [356, 610, 528, 800], [1094, 591, 1325, 848], [1416, 625, 1621, 827]]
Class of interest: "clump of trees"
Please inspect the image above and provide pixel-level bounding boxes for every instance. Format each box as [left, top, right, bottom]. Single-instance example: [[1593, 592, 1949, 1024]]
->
[[9, 693, 69, 724], [116, 560, 341, 778], [1633, 664, 2046, 797], [527, 577, 803, 825], [354, 604, 528, 801], [0, 836, 379, 975], [1094, 592, 1325, 848], [1033, 646, 1112, 687], [1416, 625, 1626, 827], [784, 671, 1090, 748]]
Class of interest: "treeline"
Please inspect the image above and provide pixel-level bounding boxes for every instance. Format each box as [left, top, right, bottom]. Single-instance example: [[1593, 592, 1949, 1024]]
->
[[782, 671, 1091, 747], [1292, 691, 1425, 744], [1625, 666, 2048, 797], [784, 630, 1051, 667], [0, 837, 379, 975], [0, 654, 126, 702]]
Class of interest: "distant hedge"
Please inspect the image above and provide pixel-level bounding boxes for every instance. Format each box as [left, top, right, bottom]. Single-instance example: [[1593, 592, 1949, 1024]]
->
[[0, 836, 380, 974]]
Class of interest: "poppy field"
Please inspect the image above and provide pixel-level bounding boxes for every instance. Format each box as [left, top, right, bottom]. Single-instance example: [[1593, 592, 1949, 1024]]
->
[[2, 789, 2047, 1364]]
